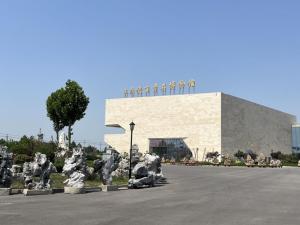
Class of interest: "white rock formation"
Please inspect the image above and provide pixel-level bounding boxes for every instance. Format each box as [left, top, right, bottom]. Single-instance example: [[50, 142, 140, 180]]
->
[[63, 147, 87, 188]]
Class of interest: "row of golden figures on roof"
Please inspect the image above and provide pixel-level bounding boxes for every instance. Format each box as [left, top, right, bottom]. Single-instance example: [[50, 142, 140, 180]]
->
[[124, 80, 196, 97]]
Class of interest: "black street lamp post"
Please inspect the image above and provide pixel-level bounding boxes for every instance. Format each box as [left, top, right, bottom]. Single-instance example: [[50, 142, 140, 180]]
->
[[129, 121, 135, 180]]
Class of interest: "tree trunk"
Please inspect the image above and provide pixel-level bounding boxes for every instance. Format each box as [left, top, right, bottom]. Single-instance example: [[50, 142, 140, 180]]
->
[[68, 125, 72, 151], [56, 130, 59, 146]]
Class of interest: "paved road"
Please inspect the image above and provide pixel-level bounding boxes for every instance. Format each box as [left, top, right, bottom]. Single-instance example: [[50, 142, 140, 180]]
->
[[1, 165, 300, 225]]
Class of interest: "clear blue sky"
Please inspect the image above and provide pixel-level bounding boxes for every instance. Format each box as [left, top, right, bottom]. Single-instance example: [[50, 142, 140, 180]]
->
[[0, 1, 299, 147]]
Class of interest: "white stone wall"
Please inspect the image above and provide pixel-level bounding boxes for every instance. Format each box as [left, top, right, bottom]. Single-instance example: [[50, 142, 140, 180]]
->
[[105, 93, 222, 160], [221, 93, 296, 156]]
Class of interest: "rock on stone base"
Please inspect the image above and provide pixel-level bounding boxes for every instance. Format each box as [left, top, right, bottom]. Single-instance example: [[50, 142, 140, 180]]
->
[[64, 186, 86, 194], [101, 185, 119, 192], [23, 189, 53, 196], [0, 188, 11, 196]]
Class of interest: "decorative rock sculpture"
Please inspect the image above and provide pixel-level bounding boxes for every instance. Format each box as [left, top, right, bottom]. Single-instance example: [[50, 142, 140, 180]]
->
[[56, 132, 68, 158], [153, 83, 159, 96], [170, 157, 176, 165], [145, 86, 150, 96], [206, 152, 220, 166], [269, 159, 282, 168], [94, 148, 121, 191], [111, 156, 129, 178], [22, 152, 57, 195], [257, 153, 267, 167], [178, 80, 185, 94], [188, 79, 196, 93], [130, 88, 135, 97], [0, 147, 13, 195], [102, 155, 115, 185], [63, 147, 88, 193], [137, 86, 143, 97], [169, 81, 176, 95], [23, 152, 57, 190], [245, 154, 255, 167], [161, 83, 167, 95], [223, 153, 232, 167], [128, 151, 165, 189], [23, 162, 34, 189], [211, 157, 220, 166], [124, 89, 129, 97], [11, 165, 22, 178]]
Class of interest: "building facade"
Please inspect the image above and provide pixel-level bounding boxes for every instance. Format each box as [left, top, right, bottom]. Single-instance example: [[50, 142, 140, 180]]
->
[[104, 92, 296, 160], [292, 124, 300, 153]]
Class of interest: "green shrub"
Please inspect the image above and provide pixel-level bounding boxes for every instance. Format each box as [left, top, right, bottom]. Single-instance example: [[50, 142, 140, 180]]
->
[[14, 154, 32, 165], [271, 151, 282, 160], [234, 150, 246, 159], [54, 158, 65, 173], [86, 153, 101, 161]]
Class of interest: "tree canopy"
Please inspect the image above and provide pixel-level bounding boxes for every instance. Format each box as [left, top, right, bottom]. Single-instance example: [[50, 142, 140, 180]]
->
[[46, 80, 89, 150], [46, 88, 65, 143]]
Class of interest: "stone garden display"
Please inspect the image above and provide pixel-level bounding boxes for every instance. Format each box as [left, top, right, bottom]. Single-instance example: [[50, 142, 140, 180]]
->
[[63, 147, 88, 194], [94, 148, 121, 192], [257, 153, 267, 167], [11, 165, 22, 178], [170, 157, 176, 165], [99, 154, 114, 185], [245, 154, 255, 167], [206, 152, 220, 166], [128, 149, 165, 189], [0, 146, 13, 195], [223, 153, 232, 167], [56, 132, 68, 158], [22, 152, 57, 196], [111, 156, 129, 178], [269, 159, 282, 168]]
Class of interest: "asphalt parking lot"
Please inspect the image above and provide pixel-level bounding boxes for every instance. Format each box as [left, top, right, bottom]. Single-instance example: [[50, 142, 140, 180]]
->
[[1, 165, 300, 225]]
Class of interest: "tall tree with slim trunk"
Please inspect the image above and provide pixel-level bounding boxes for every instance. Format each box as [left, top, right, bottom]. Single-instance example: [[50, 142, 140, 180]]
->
[[46, 88, 65, 145], [59, 80, 89, 150]]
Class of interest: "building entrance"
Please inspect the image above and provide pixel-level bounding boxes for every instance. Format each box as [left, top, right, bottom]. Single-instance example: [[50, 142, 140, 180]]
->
[[149, 138, 192, 161]]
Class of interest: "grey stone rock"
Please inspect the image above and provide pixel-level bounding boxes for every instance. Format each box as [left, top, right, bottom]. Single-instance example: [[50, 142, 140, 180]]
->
[[0, 146, 13, 188], [245, 154, 255, 167], [112, 157, 129, 178], [63, 147, 88, 189], [94, 148, 121, 185], [223, 153, 233, 167], [270, 159, 282, 168], [257, 153, 267, 167], [22, 152, 57, 190], [129, 151, 165, 189]]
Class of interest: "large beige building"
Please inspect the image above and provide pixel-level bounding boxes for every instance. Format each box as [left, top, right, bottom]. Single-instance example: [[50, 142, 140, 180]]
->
[[104, 93, 296, 160]]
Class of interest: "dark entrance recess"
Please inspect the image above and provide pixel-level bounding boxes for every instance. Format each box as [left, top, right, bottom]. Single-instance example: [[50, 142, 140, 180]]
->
[[149, 138, 192, 161]]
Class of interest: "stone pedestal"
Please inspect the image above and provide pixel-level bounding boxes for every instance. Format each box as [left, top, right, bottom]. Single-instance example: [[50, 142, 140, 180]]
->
[[101, 185, 119, 192], [64, 186, 86, 194], [0, 188, 11, 196], [23, 189, 53, 196]]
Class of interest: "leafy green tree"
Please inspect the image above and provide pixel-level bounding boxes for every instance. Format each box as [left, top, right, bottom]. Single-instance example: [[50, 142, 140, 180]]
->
[[234, 150, 246, 159], [59, 80, 89, 149], [46, 88, 65, 144]]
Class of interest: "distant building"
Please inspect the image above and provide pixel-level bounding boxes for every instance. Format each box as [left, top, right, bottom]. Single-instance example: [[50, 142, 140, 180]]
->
[[292, 124, 300, 153], [104, 92, 297, 160], [37, 129, 44, 142]]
